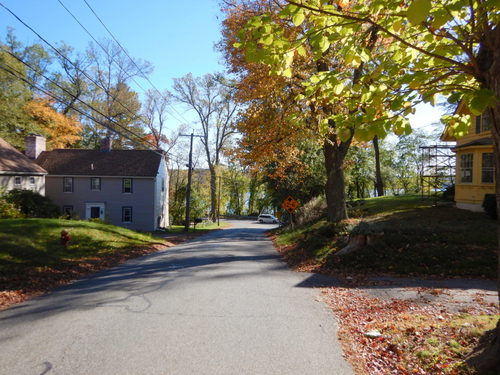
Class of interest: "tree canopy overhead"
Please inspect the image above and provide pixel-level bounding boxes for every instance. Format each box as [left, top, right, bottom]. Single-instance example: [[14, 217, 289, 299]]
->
[[236, 0, 499, 137]]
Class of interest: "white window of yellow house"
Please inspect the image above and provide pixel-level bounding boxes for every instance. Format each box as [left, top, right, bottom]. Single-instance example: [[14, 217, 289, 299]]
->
[[460, 153, 473, 183], [482, 153, 494, 183], [475, 111, 491, 133]]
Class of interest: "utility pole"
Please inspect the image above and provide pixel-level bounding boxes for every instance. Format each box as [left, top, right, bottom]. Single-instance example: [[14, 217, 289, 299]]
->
[[180, 133, 202, 231]]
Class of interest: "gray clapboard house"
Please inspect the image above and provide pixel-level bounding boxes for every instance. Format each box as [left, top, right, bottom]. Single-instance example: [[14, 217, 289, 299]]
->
[[0, 136, 47, 194], [35, 136, 169, 231]]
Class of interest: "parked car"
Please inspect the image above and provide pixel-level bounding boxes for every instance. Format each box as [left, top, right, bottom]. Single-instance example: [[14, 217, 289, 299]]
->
[[258, 214, 279, 224]]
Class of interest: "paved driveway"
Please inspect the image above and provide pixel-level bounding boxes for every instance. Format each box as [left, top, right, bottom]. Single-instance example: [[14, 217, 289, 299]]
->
[[0, 220, 352, 375]]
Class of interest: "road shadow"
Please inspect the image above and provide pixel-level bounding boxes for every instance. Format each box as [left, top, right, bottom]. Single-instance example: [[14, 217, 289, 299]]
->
[[0, 224, 285, 327], [295, 272, 497, 291]]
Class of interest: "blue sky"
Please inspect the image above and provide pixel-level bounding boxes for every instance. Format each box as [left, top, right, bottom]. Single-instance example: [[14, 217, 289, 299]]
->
[[0, 0, 224, 129], [0, 0, 444, 136]]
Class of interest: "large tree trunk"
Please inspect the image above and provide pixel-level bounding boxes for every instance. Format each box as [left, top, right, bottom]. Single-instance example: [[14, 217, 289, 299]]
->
[[373, 136, 384, 196], [319, 25, 374, 223], [323, 131, 352, 222]]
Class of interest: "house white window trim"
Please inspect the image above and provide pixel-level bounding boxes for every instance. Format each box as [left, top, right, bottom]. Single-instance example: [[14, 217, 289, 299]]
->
[[122, 178, 133, 193], [63, 177, 74, 192], [460, 153, 473, 183], [122, 206, 133, 223], [90, 177, 101, 191], [14, 176, 22, 186]]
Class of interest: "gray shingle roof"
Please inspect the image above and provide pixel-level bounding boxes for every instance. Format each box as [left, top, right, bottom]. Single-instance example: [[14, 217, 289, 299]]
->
[[0, 137, 47, 174], [36, 149, 162, 177]]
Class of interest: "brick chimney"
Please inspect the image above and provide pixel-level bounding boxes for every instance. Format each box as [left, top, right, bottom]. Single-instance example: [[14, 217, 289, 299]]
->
[[25, 134, 46, 159], [100, 137, 112, 152]]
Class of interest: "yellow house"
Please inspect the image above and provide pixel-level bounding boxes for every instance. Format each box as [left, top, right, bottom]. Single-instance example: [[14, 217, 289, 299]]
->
[[441, 104, 494, 211]]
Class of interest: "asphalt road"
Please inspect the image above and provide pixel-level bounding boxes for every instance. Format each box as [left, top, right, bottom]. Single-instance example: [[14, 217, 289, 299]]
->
[[0, 220, 353, 375]]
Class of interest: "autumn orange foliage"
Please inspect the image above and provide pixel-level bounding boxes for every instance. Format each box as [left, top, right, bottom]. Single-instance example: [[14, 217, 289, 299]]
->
[[25, 98, 82, 149], [220, 0, 317, 180]]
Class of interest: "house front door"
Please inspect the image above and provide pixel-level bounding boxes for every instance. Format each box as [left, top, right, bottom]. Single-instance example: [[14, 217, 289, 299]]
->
[[86, 203, 105, 220]]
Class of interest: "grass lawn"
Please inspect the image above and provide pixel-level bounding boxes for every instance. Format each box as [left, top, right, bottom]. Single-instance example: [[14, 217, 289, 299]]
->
[[165, 220, 230, 234], [274, 195, 497, 278], [0, 218, 169, 308], [274, 195, 499, 374]]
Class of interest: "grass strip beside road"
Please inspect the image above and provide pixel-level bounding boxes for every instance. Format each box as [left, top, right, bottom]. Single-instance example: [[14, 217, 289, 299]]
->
[[166, 221, 230, 234], [0, 218, 223, 310], [273, 195, 497, 279]]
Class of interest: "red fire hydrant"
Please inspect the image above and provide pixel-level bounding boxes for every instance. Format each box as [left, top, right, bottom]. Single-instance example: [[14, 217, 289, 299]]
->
[[60, 230, 71, 248]]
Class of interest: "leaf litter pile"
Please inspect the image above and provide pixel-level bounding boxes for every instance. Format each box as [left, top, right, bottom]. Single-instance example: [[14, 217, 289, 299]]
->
[[320, 286, 499, 375]]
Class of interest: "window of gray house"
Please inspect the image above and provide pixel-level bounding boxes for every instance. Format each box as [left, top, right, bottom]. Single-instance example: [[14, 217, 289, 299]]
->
[[14, 176, 22, 186], [29, 177, 35, 185], [460, 153, 473, 183], [91, 177, 101, 191], [122, 178, 133, 193], [482, 153, 494, 183], [122, 206, 132, 222], [63, 177, 73, 192], [63, 206, 73, 217]]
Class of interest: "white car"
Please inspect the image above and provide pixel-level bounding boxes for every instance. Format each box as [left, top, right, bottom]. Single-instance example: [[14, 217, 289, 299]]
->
[[258, 214, 279, 224]]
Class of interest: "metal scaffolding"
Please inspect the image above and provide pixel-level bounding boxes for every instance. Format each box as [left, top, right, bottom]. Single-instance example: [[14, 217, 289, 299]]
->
[[420, 145, 455, 202]]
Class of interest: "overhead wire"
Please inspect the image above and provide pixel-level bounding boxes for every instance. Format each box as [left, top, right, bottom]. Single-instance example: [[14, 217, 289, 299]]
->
[[0, 63, 152, 152], [80, 0, 191, 125], [0, 1, 190, 157], [0, 1, 150, 132], [55, 0, 164, 113], [0, 46, 161, 153]]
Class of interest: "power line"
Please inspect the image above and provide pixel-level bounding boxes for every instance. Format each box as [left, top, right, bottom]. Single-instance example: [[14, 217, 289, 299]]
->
[[56, 0, 186, 126], [0, 1, 147, 128], [0, 45, 154, 148], [0, 62, 146, 151], [81, 0, 191, 124], [0, 1, 181, 155], [0, 48, 160, 152], [56, 0, 168, 116]]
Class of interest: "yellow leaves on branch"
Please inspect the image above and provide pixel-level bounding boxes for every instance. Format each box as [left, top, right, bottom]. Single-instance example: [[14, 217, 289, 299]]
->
[[25, 98, 82, 149], [336, 0, 350, 9]]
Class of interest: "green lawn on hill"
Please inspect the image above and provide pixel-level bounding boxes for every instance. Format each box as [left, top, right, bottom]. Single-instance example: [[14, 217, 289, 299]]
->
[[275, 195, 497, 278], [0, 218, 164, 268], [0, 218, 168, 307]]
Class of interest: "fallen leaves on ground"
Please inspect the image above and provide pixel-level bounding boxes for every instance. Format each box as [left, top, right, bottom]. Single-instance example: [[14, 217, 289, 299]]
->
[[320, 287, 499, 375]]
